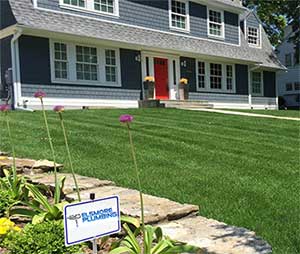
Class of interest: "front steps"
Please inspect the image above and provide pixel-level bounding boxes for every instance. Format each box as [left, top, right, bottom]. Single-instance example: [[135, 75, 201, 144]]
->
[[138, 100, 214, 109], [160, 100, 214, 109]]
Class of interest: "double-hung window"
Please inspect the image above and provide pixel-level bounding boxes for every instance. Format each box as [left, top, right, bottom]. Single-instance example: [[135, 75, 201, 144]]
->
[[76, 46, 98, 81], [51, 41, 120, 86], [208, 9, 224, 38], [197, 61, 206, 89], [170, 0, 189, 31], [105, 49, 117, 82], [60, 0, 118, 16], [94, 0, 114, 14], [295, 82, 300, 90], [196, 61, 235, 92], [226, 65, 233, 91], [63, 0, 85, 8], [251, 72, 263, 96], [210, 63, 222, 89], [54, 42, 68, 80], [247, 26, 260, 47]]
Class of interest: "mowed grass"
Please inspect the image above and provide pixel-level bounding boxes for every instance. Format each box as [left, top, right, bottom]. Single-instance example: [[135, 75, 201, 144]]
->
[[0, 109, 299, 254], [225, 109, 300, 118]]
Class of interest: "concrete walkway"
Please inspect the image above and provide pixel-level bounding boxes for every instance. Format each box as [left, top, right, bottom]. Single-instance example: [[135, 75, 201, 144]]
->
[[185, 108, 300, 121], [1, 156, 272, 254]]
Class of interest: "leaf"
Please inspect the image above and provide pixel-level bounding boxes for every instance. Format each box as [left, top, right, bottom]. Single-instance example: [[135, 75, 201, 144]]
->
[[163, 244, 202, 254], [26, 184, 55, 214], [109, 246, 134, 254], [123, 224, 140, 254], [144, 225, 154, 254], [54, 176, 66, 204], [154, 227, 163, 242], [32, 213, 47, 224], [9, 207, 39, 218], [121, 215, 140, 229]]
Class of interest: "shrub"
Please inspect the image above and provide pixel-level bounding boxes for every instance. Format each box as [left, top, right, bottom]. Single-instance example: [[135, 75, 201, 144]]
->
[[0, 189, 15, 216], [2, 220, 83, 254], [0, 218, 20, 243]]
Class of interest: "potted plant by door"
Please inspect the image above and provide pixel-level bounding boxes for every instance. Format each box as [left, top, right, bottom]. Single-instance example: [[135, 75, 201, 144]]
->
[[179, 78, 189, 100], [143, 76, 155, 100]]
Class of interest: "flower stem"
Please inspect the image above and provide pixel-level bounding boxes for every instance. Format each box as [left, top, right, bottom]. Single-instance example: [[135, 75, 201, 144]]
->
[[5, 112, 17, 184], [40, 99, 59, 204], [126, 124, 145, 241], [58, 112, 81, 202]]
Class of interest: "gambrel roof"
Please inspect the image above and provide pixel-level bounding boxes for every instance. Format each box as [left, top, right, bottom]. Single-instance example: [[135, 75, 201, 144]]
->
[[7, 0, 285, 70]]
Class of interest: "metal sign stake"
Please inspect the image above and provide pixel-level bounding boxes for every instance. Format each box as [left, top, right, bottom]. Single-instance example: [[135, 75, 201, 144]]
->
[[90, 193, 97, 254]]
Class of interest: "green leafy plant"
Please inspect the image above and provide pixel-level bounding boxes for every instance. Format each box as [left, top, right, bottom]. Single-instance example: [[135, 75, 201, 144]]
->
[[110, 224, 201, 254], [2, 220, 83, 254], [0, 188, 16, 217], [0, 105, 28, 203], [10, 179, 67, 223]]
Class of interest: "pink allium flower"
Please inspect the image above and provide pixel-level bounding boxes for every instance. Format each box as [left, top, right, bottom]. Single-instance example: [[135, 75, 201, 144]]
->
[[0, 104, 10, 112], [119, 114, 134, 123], [34, 90, 46, 99], [53, 105, 65, 113]]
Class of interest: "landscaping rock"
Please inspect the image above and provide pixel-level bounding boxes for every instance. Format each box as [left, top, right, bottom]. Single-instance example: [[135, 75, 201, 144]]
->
[[0, 157, 62, 176], [158, 216, 272, 254], [66, 186, 199, 224], [0, 151, 8, 156], [27, 173, 115, 195]]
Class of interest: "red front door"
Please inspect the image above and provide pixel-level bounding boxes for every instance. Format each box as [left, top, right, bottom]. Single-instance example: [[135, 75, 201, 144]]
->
[[154, 58, 169, 99]]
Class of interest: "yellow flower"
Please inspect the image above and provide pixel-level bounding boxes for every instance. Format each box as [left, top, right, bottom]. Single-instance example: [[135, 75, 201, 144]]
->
[[13, 226, 21, 232], [144, 76, 155, 82], [180, 78, 188, 85], [0, 218, 20, 236]]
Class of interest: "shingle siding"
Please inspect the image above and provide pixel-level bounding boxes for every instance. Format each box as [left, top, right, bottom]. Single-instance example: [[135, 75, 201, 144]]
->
[[37, 0, 239, 45], [0, 0, 16, 29], [18, 35, 142, 99], [246, 12, 259, 28]]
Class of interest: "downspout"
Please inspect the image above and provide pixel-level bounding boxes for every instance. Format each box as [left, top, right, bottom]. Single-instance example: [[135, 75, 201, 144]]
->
[[11, 28, 34, 112]]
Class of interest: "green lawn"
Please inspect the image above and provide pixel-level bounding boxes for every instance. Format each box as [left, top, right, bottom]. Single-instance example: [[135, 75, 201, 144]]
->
[[225, 109, 300, 118], [0, 109, 299, 254]]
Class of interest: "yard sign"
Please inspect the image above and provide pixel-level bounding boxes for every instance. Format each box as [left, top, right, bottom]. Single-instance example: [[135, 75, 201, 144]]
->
[[64, 196, 121, 246]]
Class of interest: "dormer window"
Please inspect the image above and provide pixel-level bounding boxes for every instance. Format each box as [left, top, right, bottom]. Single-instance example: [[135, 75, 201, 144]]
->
[[169, 0, 190, 32], [60, 0, 119, 16], [208, 9, 224, 39], [247, 26, 260, 47]]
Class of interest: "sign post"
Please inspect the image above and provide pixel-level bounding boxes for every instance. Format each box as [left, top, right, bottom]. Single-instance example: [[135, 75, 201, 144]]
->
[[64, 195, 121, 250]]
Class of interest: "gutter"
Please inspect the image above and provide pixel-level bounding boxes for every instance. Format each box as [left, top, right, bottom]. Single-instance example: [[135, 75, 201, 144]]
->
[[10, 28, 34, 112]]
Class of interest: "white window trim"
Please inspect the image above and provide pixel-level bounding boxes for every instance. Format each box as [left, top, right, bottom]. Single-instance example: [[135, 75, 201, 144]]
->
[[50, 39, 122, 87], [247, 24, 262, 48], [195, 60, 236, 93], [59, 0, 119, 18], [168, 0, 190, 33], [251, 71, 264, 96], [207, 8, 225, 40]]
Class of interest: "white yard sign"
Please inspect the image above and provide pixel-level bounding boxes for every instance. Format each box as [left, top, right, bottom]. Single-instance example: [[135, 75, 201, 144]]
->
[[64, 196, 121, 246]]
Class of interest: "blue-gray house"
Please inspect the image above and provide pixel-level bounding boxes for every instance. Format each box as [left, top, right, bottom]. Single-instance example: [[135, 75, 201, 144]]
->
[[0, 0, 285, 109]]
